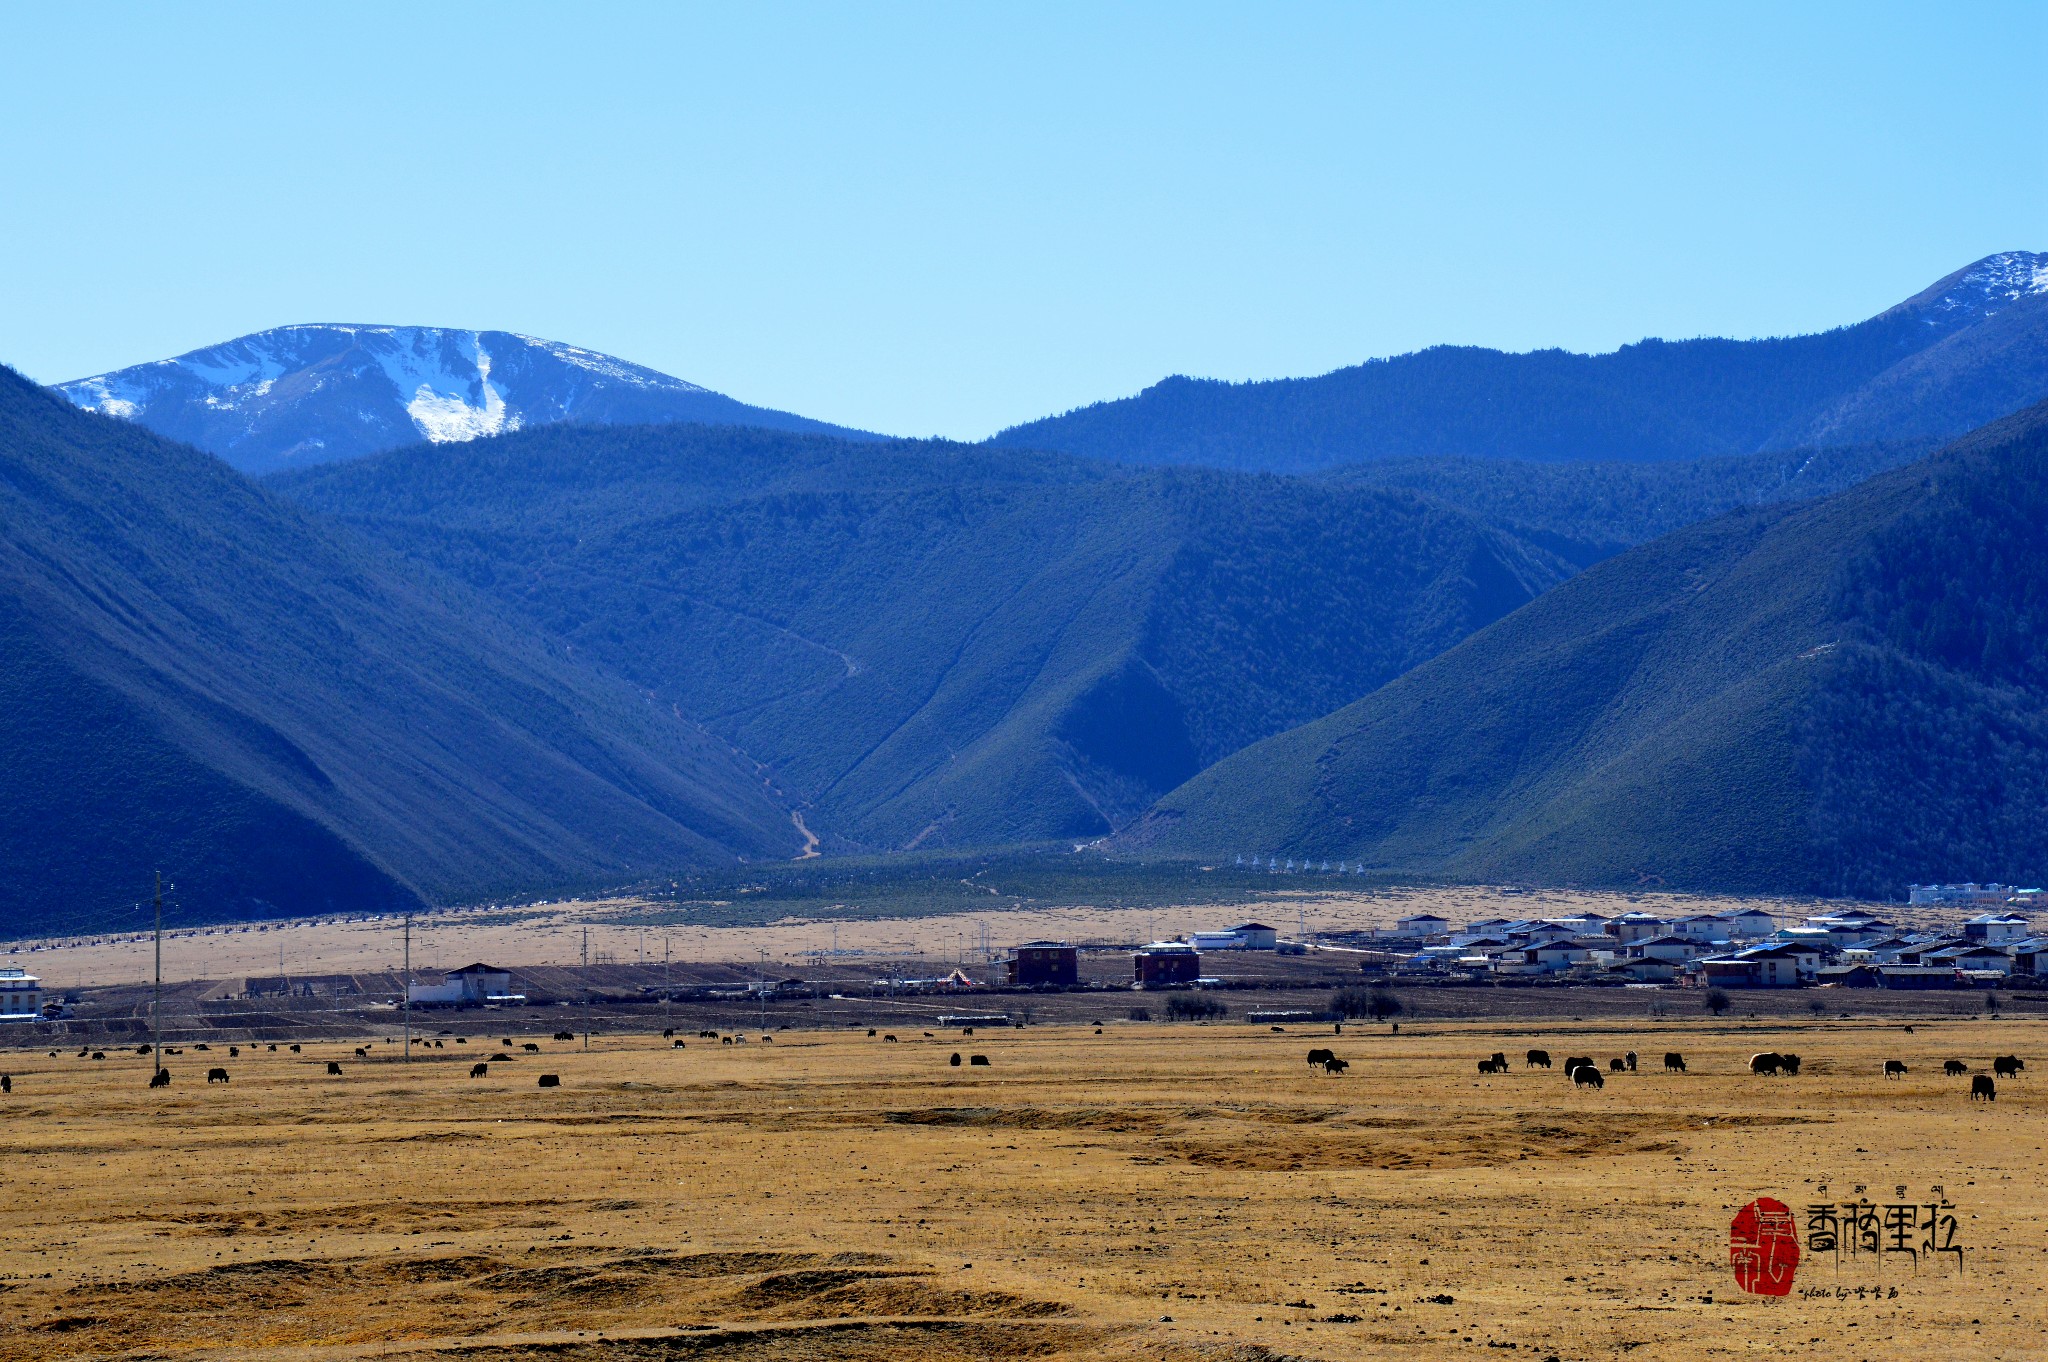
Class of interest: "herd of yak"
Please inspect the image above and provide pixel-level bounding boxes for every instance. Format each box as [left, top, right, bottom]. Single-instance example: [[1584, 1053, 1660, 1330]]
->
[[1299, 1045, 2025, 1100], [0, 1028, 2029, 1103], [5, 1025, 784, 1091]]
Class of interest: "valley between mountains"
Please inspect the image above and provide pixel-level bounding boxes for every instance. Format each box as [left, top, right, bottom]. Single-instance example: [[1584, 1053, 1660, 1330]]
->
[[8, 252, 2048, 932]]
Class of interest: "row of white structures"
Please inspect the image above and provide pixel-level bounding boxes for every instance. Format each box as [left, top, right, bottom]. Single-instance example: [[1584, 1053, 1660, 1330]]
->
[[1386, 906, 2043, 986]]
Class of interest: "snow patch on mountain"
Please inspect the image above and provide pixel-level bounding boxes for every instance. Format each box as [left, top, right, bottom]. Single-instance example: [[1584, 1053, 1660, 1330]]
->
[[520, 335, 709, 391], [1925, 251, 2048, 320], [396, 334, 520, 443]]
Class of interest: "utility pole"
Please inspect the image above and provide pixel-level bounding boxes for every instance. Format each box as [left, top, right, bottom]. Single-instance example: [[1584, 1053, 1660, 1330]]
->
[[402, 910, 412, 1062], [151, 871, 163, 1079], [663, 934, 671, 1034]]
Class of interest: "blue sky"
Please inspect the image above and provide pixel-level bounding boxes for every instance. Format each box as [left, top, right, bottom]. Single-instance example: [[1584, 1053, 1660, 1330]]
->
[[2, 2, 2041, 439]]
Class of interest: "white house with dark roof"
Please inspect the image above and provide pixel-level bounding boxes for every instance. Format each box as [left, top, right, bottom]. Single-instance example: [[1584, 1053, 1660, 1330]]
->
[[1727, 908, 1778, 938], [1627, 934, 1718, 963], [1608, 911, 1669, 944], [0, 967, 40, 1021], [1964, 913, 2032, 946], [1673, 914, 1735, 942], [1228, 922, 1280, 950]]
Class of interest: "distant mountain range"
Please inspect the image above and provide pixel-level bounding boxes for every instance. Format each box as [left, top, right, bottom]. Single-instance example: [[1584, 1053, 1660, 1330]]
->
[[10, 248, 2048, 932], [1130, 399, 2048, 897], [55, 325, 875, 475], [995, 252, 2048, 472], [275, 424, 1573, 851], [0, 367, 798, 933], [55, 254, 2047, 485]]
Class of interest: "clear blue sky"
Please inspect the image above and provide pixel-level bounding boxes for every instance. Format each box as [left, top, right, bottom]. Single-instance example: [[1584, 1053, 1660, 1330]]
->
[[2, 2, 2041, 439]]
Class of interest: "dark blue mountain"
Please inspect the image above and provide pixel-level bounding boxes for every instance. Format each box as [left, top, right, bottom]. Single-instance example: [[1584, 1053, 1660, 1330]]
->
[[994, 252, 2048, 473], [0, 366, 799, 935]]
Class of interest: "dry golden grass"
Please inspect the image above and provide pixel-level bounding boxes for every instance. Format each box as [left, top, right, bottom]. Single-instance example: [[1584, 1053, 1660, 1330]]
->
[[0, 1017, 2041, 1361]]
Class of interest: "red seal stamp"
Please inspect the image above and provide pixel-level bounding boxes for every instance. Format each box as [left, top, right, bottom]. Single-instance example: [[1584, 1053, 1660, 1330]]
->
[[1730, 1197, 1799, 1295]]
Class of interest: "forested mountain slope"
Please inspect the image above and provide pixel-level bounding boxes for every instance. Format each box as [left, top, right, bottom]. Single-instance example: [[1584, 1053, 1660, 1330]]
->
[[276, 423, 1575, 850], [1327, 438, 1938, 562], [0, 368, 797, 935], [1132, 401, 2048, 898], [994, 252, 2047, 473]]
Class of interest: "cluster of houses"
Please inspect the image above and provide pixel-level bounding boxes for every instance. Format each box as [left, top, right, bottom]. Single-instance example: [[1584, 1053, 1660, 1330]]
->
[[1005, 923, 1284, 990], [1381, 905, 2044, 989]]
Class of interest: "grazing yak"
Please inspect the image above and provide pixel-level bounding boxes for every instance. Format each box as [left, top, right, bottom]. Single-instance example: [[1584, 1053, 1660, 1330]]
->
[[1323, 1057, 1350, 1074], [522, 1043, 541, 1053], [1562, 1056, 1594, 1077], [883, 1034, 898, 1042], [867, 1029, 877, 1037], [1624, 1052, 1637, 1072], [490, 1053, 511, 1061], [1750, 1052, 1801, 1076], [950, 1053, 962, 1066], [1607, 1058, 1625, 1073], [148, 1069, 170, 1088], [1883, 1060, 1908, 1079], [1306, 1048, 1335, 1067], [229, 1046, 240, 1058], [1993, 1056, 2024, 1079], [1944, 1059, 1968, 1077], [1664, 1052, 1686, 1072], [470, 1063, 489, 1078], [326, 1061, 344, 1076], [1490, 1052, 1508, 1070], [1526, 1050, 1551, 1068], [206, 1067, 229, 1083], [1477, 1058, 1501, 1074], [0, 1075, 8, 1094], [90, 1051, 105, 1060], [354, 1047, 368, 1059], [553, 1031, 576, 1042], [673, 1039, 686, 1048], [289, 1044, 301, 1053], [194, 1043, 210, 1052], [969, 1055, 991, 1066], [538, 1073, 561, 1087], [1971, 1076, 1996, 1101], [1572, 1065, 1605, 1089]]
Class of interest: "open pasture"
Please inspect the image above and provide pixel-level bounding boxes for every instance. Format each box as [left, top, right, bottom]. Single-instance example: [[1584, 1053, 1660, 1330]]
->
[[0, 1018, 2040, 1361]]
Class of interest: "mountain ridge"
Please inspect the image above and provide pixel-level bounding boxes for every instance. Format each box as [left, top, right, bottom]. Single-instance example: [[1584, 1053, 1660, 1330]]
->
[[0, 365, 799, 935], [992, 252, 2048, 473], [56, 324, 876, 475], [1128, 399, 2048, 898], [272, 420, 1577, 853]]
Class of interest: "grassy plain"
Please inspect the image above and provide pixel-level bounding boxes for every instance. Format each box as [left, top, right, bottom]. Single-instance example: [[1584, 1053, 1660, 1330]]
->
[[0, 1016, 2041, 1361]]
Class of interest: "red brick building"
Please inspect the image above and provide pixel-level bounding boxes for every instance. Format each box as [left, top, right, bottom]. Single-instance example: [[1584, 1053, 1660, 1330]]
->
[[1008, 940, 1079, 987], [1134, 942, 1200, 987]]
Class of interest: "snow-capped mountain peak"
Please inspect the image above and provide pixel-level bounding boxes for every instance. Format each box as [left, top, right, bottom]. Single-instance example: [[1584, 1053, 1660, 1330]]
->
[[55, 324, 864, 475], [1902, 251, 2048, 326]]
